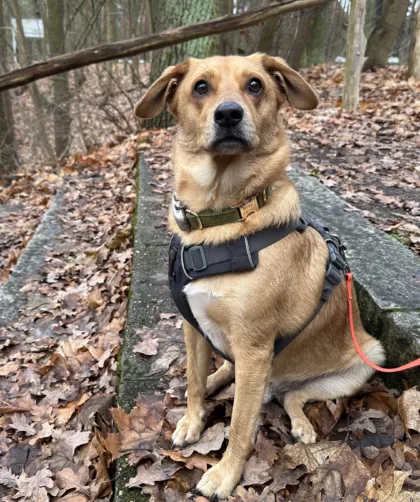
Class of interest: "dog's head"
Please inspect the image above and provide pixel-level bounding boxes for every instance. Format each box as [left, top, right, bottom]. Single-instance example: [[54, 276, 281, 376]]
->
[[135, 54, 318, 156]]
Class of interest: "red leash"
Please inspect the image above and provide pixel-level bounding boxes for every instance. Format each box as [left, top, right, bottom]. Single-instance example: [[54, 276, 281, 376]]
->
[[346, 273, 420, 373]]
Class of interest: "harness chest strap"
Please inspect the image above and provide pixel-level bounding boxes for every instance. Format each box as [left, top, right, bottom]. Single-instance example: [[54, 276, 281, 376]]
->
[[168, 216, 349, 363]]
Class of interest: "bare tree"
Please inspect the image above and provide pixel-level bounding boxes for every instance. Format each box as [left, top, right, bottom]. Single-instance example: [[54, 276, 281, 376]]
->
[[343, 0, 366, 111], [409, 3, 420, 80], [11, 0, 54, 160], [363, 0, 411, 70], [0, 0, 19, 177], [47, 0, 72, 157]]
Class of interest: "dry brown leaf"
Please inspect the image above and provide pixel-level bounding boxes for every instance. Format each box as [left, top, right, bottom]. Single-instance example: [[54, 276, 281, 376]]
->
[[53, 430, 91, 459], [241, 455, 272, 487], [55, 494, 89, 502], [87, 287, 104, 309], [254, 431, 280, 466], [160, 313, 176, 320], [109, 395, 165, 456], [232, 486, 275, 502], [180, 423, 226, 457], [305, 398, 347, 438], [8, 413, 36, 436], [15, 468, 55, 501], [210, 383, 235, 401], [0, 362, 20, 377], [28, 422, 55, 445], [56, 466, 89, 494], [160, 449, 218, 472], [127, 459, 182, 488], [357, 467, 420, 502], [0, 467, 18, 488], [398, 387, 420, 434], [133, 334, 159, 356], [283, 441, 370, 499], [269, 464, 308, 493]]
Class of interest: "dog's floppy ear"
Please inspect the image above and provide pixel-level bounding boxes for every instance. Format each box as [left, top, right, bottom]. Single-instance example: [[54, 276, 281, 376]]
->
[[253, 54, 318, 110], [134, 60, 190, 119]]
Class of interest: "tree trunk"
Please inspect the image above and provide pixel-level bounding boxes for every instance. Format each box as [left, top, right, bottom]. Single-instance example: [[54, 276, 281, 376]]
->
[[408, 5, 420, 80], [11, 0, 54, 160], [129, 0, 142, 84], [105, 0, 117, 90], [365, 0, 381, 37], [363, 0, 410, 71], [47, 0, 71, 158], [257, 0, 279, 54], [343, 0, 366, 111], [299, 4, 330, 67], [0, 0, 19, 178], [286, 9, 314, 69], [146, 0, 225, 128]]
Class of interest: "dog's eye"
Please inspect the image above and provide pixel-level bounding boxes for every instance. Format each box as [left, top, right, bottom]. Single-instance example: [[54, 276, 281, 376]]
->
[[194, 80, 209, 95], [248, 78, 262, 94]]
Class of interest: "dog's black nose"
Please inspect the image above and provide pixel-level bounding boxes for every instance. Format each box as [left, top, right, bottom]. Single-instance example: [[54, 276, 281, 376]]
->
[[214, 102, 244, 128]]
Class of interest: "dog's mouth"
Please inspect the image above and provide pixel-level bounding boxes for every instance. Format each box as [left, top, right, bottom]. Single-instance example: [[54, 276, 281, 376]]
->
[[209, 134, 252, 154]]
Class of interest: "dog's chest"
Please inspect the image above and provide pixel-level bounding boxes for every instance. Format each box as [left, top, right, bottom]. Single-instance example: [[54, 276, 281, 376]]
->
[[183, 283, 230, 357]]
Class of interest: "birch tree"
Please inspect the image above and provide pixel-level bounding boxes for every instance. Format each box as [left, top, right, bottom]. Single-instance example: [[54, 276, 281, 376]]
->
[[343, 0, 366, 111], [408, 4, 420, 80]]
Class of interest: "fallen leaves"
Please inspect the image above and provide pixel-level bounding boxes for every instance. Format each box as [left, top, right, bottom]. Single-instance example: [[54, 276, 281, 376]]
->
[[285, 64, 420, 257], [0, 138, 137, 501]]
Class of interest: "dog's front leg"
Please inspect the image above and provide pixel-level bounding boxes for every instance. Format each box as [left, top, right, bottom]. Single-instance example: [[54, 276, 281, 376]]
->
[[197, 345, 272, 499], [172, 320, 212, 447]]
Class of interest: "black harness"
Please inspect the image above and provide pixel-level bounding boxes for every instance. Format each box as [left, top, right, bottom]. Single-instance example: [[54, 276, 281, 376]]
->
[[168, 216, 348, 363]]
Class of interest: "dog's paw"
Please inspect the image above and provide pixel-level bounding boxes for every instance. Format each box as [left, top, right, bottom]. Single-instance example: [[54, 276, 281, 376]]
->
[[197, 462, 241, 499], [291, 417, 317, 444], [172, 412, 205, 447]]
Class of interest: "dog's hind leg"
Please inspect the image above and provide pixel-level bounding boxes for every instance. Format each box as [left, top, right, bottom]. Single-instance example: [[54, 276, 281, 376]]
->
[[206, 360, 235, 396], [172, 320, 212, 447], [283, 341, 385, 444]]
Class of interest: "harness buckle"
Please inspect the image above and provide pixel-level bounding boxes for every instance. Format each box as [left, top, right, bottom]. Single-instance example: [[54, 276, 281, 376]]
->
[[188, 246, 207, 272], [238, 196, 260, 221]]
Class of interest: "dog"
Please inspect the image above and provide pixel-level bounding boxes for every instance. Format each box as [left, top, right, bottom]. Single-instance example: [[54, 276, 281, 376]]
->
[[134, 54, 385, 499]]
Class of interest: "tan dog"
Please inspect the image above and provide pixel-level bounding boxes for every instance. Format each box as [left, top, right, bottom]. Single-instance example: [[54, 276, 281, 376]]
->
[[135, 54, 385, 499]]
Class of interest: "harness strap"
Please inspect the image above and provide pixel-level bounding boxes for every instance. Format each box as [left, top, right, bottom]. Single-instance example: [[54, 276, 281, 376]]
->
[[273, 221, 348, 357], [182, 218, 308, 279]]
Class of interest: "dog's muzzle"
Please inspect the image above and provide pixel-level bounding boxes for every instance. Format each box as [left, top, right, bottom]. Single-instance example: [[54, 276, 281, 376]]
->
[[210, 101, 251, 153]]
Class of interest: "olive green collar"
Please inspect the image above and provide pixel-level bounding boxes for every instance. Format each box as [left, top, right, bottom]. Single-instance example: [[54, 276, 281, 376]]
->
[[172, 188, 271, 231]]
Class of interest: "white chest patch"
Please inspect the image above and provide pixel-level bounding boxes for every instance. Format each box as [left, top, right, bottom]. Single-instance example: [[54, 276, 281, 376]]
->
[[183, 283, 230, 357]]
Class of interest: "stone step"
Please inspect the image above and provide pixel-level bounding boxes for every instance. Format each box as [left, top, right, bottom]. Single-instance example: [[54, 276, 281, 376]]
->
[[0, 190, 64, 328]]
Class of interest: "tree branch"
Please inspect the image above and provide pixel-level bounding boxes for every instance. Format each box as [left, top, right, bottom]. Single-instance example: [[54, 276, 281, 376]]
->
[[0, 0, 331, 92]]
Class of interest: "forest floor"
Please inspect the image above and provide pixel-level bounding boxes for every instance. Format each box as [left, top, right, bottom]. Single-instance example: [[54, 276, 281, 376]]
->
[[0, 64, 419, 502]]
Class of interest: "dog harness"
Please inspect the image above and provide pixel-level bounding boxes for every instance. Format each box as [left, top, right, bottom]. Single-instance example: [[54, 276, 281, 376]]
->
[[168, 215, 349, 363]]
